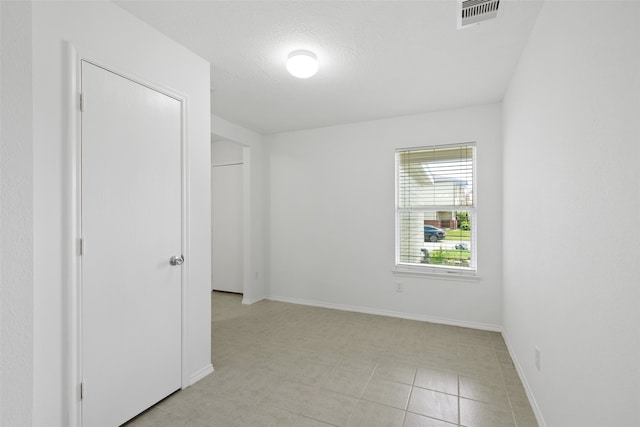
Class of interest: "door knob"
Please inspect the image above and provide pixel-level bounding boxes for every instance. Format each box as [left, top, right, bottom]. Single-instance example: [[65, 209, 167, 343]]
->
[[170, 255, 184, 266]]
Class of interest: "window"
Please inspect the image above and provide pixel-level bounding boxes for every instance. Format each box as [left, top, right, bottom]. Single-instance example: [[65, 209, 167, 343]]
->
[[395, 143, 476, 275]]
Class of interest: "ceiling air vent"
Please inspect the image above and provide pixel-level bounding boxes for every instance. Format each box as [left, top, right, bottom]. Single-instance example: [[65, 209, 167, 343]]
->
[[458, 0, 500, 29]]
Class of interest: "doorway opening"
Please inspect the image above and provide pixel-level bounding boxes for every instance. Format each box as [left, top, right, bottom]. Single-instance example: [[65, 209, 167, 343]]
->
[[211, 139, 246, 295]]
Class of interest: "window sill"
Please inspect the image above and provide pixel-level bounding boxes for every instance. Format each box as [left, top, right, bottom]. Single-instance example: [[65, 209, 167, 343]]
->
[[392, 266, 481, 282]]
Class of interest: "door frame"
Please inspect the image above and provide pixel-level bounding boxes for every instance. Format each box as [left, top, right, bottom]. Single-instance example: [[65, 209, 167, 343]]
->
[[64, 43, 191, 427]]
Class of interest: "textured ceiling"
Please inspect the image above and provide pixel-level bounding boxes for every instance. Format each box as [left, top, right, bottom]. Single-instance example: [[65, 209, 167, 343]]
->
[[116, 0, 543, 135]]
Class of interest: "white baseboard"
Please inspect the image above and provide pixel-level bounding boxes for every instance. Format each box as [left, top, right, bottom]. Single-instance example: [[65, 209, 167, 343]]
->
[[502, 331, 547, 427], [267, 295, 502, 332], [189, 363, 213, 386], [242, 295, 264, 305]]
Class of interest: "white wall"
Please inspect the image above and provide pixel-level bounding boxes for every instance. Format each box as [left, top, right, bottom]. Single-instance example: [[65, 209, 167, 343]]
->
[[266, 104, 503, 329], [502, 1, 640, 426], [211, 115, 267, 304], [0, 2, 33, 426], [211, 138, 244, 166], [32, 2, 211, 426]]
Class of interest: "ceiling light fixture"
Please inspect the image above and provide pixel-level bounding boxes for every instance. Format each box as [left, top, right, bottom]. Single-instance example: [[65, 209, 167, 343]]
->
[[286, 50, 319, 79]]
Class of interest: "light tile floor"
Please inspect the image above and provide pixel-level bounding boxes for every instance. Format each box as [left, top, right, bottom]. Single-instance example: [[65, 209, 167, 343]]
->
[[125, 292, 538, 427]]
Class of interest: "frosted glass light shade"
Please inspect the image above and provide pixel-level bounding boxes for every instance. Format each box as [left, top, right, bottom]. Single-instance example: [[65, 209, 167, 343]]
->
[[286, 50, 319, 78]]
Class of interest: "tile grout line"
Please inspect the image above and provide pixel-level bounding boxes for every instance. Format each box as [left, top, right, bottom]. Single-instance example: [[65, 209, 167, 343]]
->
[[401, 364, 419, 426], [458, 369, 461, 427], [132, 293, 537, 427]]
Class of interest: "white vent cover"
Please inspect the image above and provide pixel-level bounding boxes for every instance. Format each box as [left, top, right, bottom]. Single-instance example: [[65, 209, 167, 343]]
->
[[458, 0, 500, 28]]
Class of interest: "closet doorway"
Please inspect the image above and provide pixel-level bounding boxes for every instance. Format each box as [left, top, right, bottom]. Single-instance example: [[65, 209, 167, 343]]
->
[[211, 139, 244, 294]]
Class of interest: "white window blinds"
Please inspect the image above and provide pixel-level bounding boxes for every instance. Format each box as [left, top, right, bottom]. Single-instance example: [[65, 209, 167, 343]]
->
[[397, 145, 474, 210], [396, 143, 476, 272]]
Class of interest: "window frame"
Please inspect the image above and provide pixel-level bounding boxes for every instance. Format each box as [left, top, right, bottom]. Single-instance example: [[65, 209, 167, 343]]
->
[[394, 142, 478, 278]]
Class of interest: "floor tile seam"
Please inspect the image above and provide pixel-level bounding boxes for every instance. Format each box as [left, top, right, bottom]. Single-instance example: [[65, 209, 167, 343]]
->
[[457, 372, 461, 427], [507, 392, 531, 416], [410, 364, 418, 387], [459, 401, 518, 427], [509, 408, 520, 427], [400, 409, 409, 427], [359, 394, 410, 412], [455, 370, 506, 383], [264, 397, 306, 418], [315, 364, 378, 401], [458, 389, 511, 405], [212, 295, 529, 425], [458, 374, 511, 391], [373, 373, 415, 386], [411, 384, 459, 399], [479, 345, 512, 394], [458, 394, 514, 409], [349, 396, 414, 425], [275, 376, 319, 392], [271, 405, 340, 427], [415, 364, 459, 376], [405, 381, 417, 424], [285, 376, 365, 402], [362, 362, 378, 397], [307, 392, 360, 427], [413, 368, 460, 394], [296, 359, 340, 371], [296, 412, 340, 427], [405, 408, 458, 425], [343, 398, 361, 426]]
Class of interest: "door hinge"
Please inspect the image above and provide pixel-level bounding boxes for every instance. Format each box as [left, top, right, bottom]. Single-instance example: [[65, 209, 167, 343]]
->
[[79, 238, 84, 256], [80, 382, 85, 400], [79, 93, 84, 112]]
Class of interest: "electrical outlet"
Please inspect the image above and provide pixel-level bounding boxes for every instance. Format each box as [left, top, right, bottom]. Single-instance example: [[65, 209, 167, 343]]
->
[[396, 282, 404, 293], [535, 347, 541, 371]]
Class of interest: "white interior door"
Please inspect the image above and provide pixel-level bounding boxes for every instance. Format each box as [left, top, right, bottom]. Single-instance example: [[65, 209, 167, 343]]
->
[[81, 61, 182, 427], [211, 160, 244, 293]]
